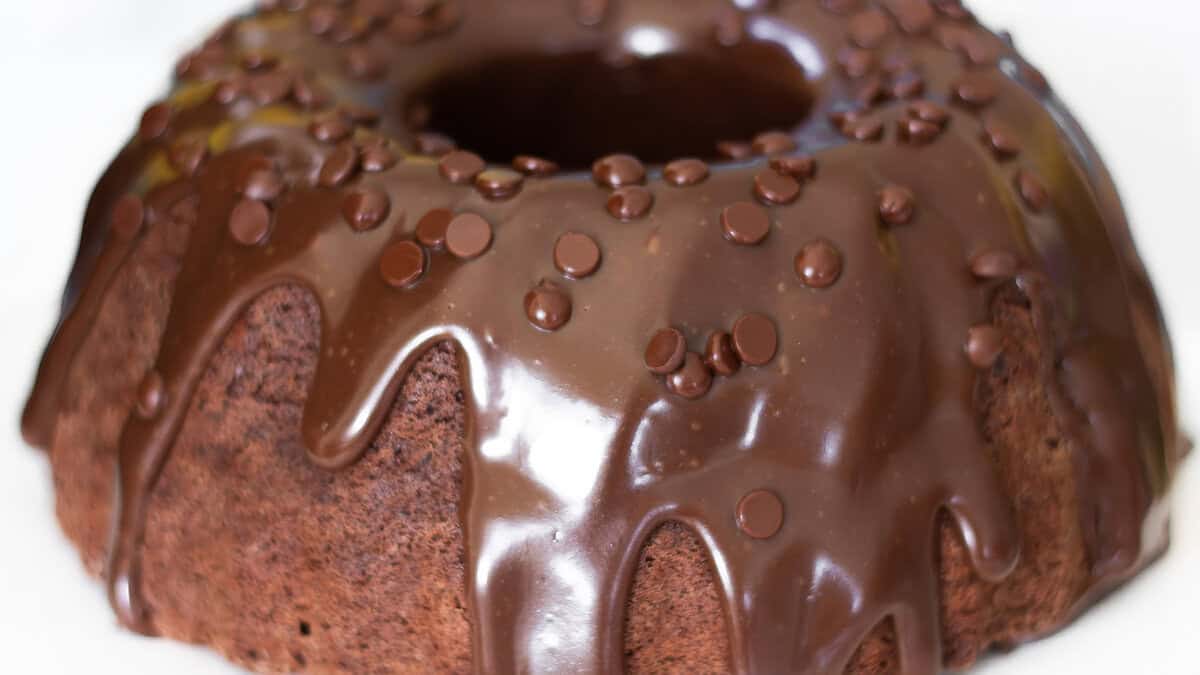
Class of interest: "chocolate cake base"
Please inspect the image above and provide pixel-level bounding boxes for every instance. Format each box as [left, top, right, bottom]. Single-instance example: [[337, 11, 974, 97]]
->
[[47, 177, 1099, 674]]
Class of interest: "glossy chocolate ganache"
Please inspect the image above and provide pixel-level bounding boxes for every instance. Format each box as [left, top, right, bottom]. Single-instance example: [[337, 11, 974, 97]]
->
[[22, 0, 1185, 673]]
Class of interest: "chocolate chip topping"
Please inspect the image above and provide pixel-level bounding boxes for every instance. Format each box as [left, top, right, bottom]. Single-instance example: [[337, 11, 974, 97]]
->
[[228, 198, 272, 246], [135, 371, 166, 420], [982, 118, 1022, 159], [795, 239, 844, 288], [736, 490, 784, 539], [878, 184, 916, 225], [341, 187, 391, 231], [838, 46, 876, 78], [318, 143, 361, 187], [1015, 169, 1050, 212], [379, 240, 427, 288], [361, 144, 398, 173], [415, 208, 453, 250], [908, 100, 950, 125], [512, 155, 559, 177], [592, 154, 646, 188], [413, 131, 456, 157], [848, 8, 893, 48], [475, 169, 524, 200], [310, 112, 354, 144], [644, 328, 687, 375], [606, 186, 654, 221], [663, 158, 710, 187], [524, 281, 572, 331], [445, 213, 492, 259], [721, 202, 771, 245], [770, 155, 817, 180], [666, 353, 713, 400], [167, 138, 208, 177], [137, 103, 171, 142], [970, 250, 1019, 280], [439, 150, 486, 184], [240, 166, 285, 201], [751, 130, 797, 156], [732, 313, 778, 366], [952, 72, 998, 107], [553, 232, 601, 279], [754, 170, 801, 205], [704, 331, 742, 376], [965, 324, 1005, 369], [110, 195, 145, 240], [716, 140, 754, 160]]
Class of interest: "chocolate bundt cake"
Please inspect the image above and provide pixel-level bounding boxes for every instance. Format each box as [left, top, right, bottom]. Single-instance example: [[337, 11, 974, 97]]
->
[[22, 0, 1186, 673]]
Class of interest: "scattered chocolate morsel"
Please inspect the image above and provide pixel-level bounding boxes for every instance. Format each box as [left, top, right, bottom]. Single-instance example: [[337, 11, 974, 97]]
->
[[736, 489, 784, 539], [240, 50, 278, 71], [717, 141, 754, 160], [475, 169, 524, 200], [344, 46, 386, 80], [138, 103, 171, 142], [965, 324, 1004, 368], [110, 195, 145, 240], [645, 328, 687, 375], [387, 13, 429, 43], [361, 143, 398, 173], [413, 131, 456, 156], [292, 78, 331, 109], [952, 72, 998, 107], [167, 138, 208, 177], [666, 353, 713, 400], [795, 239, 843, 288], [754, 170, 801, 205], [228, 198, 272, 246], [524, 281, 572, 331], [512, 155, 559, 177], [318, 142, 361, 187], [908, 100, 950, 126], [732, 313, 778, 366], [136, 371, 166, 420], [770, 155, 817, 180], [445, 213, 492, 259], [887, 0, 936, 34], [415, 208, 454, 250], [855, 76, 891, 107], [592, 154, 646, 188], [238, 155, 284, 201], [722, 202, 771, 245], [664, 158, 710, 186], [837, 112, 884, 142], [247, 69, 294, 105], [897, 117, 942, 145], [933, 0, 971, 19], [439, 150, 486, 184], [878, 184, 916, 225], [982, 118, 1022, 159], [309, 112, 354, 144], [1015, 169, 1050, 212], [970, 250, 1019, 280], [575, 0, 608, 26], [307, 4, 339, 35], [837, 46, 875, 78], [848, 8, 893, 48], [713, 7, 745, 47], [752, 130, 797, 156], [339, 104, 381, 126], [704, 332, 741, 376], [881, 50, 915, 74], [554, 232, 601, 279], [607, 186, 655, 221], [891, 70, 925, 99], [379, 240, 427, 288], [341, 187, 391, 231], [212, 77, 245, 104]]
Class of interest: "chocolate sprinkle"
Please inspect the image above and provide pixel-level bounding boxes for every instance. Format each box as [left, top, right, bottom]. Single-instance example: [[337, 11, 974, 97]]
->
[[666, 353, 713, 400], [445, 213, 492, 259], [415, 208, 453, 250], [341, 187, 391, 231], [644, 328, 687, 375], [721, 202, 771, 245], [736, 490, 785, 539], [704, 331, 742, 377], [228, 198, 272, 246], [379, 241, 427, 288], [795, 239, 844, 288], [732, 313, 778, 366], [663, 158, 710, 187], [524, 281, 572, 332], [553, 232, 601, 280]]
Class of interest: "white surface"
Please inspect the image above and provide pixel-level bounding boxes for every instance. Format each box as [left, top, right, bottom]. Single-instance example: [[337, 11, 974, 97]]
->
[[0, 2, 1196, 673]]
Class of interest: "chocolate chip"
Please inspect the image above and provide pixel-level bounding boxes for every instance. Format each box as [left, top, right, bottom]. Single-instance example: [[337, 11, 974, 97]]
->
[[965, 325, 1004, 368], [212, 77, 245, 104], [770, 155, 817, 180], [982, 118, 1021, 159], [387, 14, 428, 43], [837, 46, 875, 78], [970, 250, 1018, 280], [856, 76, 892, 107], [413, 132, 456, 157], [575, 0, 608, 26], [795, 239, 843, 288], [848, 8, 893, 48], [136, 370, 166, 420], [717, 141, 754, 160], [229, 198, 272, 246], [415, 208, 453, 250], [714, 8, 745, 47], [240, 50, 278, 71], [361, 143, 398, 173], [891, 70, 925, 99], [167, 138, 208, 177], [886, 0, 936, 33], [666, 353, 713, 399], [664, 158, 710, 186], [721, 202, 771, 245], [732, 313, 778, 366], [878, 184, 916, 225], [754, 170, 801, 205], [342, 187, 391, 231], [339, 104, 381, 126], [319, 142, 361, 187], [439, 150, 486, 184], [138, 103, 172, 142], [607, 186, 655, 221], [239, 162, 284, 201], [307, 4, 340, 35], [704, 332, 741, 376], [111, 195, 145, 240], [445, 213, 492, 259], [309, 112, 354, 144], [1014, 169, 1049, 212], [897, 117, 942, 144], [524, 281, 572, 331], [344, 46, 385, 80], [512, 155, 559, 176], [475, 169, 524, 200], [908, 100, 949, 125], [593, 154, 646, 188], [933, 0, 971, 19], [645, 328, 687, 375], [247, 70, 294, 105], [292, 78, 331, 109], [752, 130, 797, 156], [736, 489, 784, 539], [554, 232, 601, 279], [952, 72, 998, 107], [379, 240, 427, 288]]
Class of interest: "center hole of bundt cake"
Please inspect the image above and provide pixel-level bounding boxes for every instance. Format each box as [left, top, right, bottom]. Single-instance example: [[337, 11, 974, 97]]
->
[[404, 41, 813, 169]]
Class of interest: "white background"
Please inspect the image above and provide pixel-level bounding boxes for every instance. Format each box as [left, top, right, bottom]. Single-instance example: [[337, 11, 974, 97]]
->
[[0, 2, 1196, 673]]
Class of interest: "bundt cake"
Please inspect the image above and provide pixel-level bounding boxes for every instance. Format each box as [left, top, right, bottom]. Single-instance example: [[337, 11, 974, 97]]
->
[[22, 0, 1186, 673]]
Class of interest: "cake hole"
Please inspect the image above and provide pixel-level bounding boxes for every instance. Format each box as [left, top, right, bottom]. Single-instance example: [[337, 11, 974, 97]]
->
[[403, 41, 813, 169]]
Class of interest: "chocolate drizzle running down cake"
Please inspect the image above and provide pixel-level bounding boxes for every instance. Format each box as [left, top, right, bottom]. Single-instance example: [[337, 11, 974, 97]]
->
[[22, 0, 1185, 673]]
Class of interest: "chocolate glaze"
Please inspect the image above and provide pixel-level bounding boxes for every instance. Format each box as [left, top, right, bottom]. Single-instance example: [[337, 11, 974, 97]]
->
[[22, 1, 1183, 673]]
